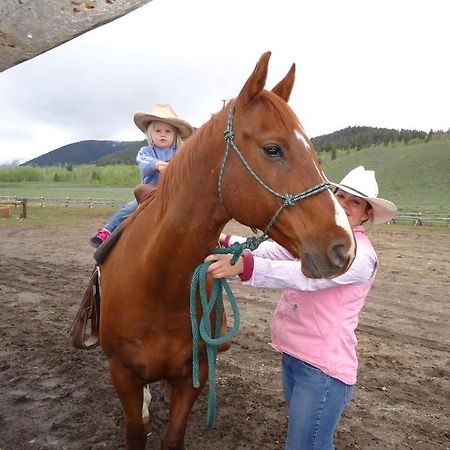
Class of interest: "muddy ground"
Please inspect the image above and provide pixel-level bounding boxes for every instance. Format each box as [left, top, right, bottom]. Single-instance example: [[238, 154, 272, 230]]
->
[[0, 214, 449, 449]]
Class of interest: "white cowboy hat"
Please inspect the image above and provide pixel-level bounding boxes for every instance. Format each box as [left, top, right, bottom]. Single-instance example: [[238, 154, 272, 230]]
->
[[134, 103, 194, 140], [331, 166, 397, 224]]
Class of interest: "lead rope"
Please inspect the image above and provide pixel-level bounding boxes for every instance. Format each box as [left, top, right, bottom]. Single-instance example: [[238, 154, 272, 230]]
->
[[189, 235, 267, 429], [190, 105, 332, 429]]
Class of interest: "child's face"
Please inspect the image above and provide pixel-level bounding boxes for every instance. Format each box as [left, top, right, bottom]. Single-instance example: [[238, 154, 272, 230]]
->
[[148, 121, 177, 149]]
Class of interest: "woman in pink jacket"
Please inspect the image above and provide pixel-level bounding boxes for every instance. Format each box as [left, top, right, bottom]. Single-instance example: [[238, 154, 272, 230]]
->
[[206, 166, 397, 450]]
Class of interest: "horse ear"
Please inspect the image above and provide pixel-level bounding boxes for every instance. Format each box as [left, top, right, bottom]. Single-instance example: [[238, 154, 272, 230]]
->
[[271, 63, 296, 102], [235, 51, 271, 110]]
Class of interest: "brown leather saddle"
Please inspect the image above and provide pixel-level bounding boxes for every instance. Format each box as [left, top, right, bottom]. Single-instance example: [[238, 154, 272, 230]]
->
[[69, 267, 101, 349], [69, 184, 158, 349]]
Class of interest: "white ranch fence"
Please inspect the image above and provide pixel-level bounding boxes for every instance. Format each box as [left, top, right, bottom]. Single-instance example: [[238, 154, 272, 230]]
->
[[1, 196, 449, 227]]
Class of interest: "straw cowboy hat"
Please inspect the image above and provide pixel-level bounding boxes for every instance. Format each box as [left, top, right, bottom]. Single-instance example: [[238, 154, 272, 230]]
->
[[134, 103, 194, 139], [331, 166, 397, 224]]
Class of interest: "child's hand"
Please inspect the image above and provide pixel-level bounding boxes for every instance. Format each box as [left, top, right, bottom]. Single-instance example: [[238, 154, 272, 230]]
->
[[156, 161, 169, 172]]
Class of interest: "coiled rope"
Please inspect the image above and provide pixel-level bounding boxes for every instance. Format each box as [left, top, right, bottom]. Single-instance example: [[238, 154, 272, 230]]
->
[[189, 236, 267, 428]]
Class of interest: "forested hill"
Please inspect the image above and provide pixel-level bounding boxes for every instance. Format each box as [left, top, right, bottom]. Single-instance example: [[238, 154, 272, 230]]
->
[[311, 126, 428, 152], [23, 140, 145, 167], [23, 126, 441, 166]]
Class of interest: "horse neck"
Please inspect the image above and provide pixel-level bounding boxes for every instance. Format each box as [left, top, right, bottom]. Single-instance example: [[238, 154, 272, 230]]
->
[[154, 112, 231, 248]]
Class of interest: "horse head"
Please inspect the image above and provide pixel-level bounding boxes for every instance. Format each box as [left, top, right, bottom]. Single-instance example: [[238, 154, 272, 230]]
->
[[218, 51, 356, 278]]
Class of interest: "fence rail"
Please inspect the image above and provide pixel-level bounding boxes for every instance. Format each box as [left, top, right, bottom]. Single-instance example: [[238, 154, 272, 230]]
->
[[0, 195, 125, 208], [0, 198, 28, 219], [390, 212, 450, 227]]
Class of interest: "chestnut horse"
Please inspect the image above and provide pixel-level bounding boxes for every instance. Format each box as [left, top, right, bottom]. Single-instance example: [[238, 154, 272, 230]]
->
[[97, 51, 355, 449]]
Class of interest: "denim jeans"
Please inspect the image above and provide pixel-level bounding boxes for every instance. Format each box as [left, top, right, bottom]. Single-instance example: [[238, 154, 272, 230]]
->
[[282, 353, 353, 450], [104, 199, 138, 232]]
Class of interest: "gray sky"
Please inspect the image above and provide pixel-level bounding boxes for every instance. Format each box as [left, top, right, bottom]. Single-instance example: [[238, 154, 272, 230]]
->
[[0, 0, 449, 165]]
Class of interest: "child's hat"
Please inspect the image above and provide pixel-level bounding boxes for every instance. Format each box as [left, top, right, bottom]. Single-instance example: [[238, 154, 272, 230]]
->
[[134, 104, 194, 139]]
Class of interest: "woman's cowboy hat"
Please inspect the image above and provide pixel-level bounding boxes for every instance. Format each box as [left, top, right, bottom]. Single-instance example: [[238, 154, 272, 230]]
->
[[331, 166, 397, 224], [134, 103, 194, 140]]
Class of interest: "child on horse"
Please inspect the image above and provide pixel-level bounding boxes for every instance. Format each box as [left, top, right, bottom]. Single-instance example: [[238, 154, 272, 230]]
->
[[89, 104, 193, 248]]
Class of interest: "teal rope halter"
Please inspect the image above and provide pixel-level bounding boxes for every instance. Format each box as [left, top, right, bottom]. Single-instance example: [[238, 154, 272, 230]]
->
[[219, 106, 332, 237], [189, 104, 332, 429]]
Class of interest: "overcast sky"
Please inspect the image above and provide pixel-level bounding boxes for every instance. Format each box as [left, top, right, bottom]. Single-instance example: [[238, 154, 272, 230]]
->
[[0, 0, 449, 165]]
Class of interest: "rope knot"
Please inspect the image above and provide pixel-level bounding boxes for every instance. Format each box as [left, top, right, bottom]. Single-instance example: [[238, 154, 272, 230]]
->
[[242, 235, 267, 251], [223, 128, 234, 143], [283, 194, 295, 207]]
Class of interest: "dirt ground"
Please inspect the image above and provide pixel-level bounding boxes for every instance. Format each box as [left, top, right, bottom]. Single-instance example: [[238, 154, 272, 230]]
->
[[0, 214, 449, 450]]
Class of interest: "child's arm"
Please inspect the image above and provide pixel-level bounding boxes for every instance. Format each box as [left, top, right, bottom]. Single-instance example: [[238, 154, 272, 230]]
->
[[136, 146, 159, 179]]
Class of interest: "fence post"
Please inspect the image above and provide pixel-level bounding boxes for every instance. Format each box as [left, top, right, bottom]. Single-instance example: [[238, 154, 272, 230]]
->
[[416, 213, 422, 226], [20, 198, 27, 219]]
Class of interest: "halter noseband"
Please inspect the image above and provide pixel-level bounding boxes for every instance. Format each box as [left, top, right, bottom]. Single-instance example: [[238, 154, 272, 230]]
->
[[218, 106, 332, 241]]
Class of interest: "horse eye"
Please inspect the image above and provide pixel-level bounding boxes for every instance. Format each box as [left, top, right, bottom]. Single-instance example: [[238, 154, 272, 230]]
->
[[263, 144, 283, 158]]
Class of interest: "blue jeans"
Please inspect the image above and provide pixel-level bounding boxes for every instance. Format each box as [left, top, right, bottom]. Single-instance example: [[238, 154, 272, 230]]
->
[[282, 353, 353, 450], [104, 199, 138, 232]]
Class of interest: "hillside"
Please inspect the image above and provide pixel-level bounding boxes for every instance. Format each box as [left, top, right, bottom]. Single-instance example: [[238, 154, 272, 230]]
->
[[4, 136, 449, 213], [321, 136, 450, 211], [95, 140, 146, 164], [18, 128, 449, 212], [23, 140, 141, 166], [23, 126, 439, 167], [311, 126, 427, 152]]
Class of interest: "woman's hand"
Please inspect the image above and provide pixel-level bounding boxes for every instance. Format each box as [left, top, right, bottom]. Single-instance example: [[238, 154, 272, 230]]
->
[[205, 254, 244, 279]]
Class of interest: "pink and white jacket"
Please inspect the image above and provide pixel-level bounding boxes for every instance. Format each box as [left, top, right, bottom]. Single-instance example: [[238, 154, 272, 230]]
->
[[225, 226, 377, 385]]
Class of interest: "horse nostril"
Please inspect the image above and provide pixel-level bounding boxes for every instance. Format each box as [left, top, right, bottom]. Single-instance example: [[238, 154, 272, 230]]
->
[[329, 244, 347, 269], [303, 252, 322, 278]]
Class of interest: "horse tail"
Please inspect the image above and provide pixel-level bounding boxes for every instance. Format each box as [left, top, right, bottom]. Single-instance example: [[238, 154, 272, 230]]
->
[[69, 266, 101, 349]]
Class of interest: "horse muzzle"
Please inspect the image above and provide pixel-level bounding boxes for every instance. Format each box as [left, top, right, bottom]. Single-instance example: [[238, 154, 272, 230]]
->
[[301, 237, 355, 279]]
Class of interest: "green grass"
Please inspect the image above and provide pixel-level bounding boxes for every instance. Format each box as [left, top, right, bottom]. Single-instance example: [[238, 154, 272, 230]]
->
[[0, 164, 140, 185], [0, 182, 135, 201], [321, 138, 450, 213]]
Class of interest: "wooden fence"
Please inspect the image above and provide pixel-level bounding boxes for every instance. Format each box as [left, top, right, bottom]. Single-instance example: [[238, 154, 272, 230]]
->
[[0, 195, 125, 208], [0, 195, 126, 219], [0, 198, 28, 219], [0, 196, 448, 226], [389, 212, 450, 227]]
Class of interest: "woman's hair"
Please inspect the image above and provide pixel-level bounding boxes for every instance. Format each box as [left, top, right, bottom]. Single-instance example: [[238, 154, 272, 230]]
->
[[145, 121, 182, 148], [363, 202, 374, 225]]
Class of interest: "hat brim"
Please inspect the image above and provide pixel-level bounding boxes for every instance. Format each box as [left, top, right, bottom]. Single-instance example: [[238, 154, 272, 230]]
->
[[331, 182, 398, 224], [134, 113, 194, 140]]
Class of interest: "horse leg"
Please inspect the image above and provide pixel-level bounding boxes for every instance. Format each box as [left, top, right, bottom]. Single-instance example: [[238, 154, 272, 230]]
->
[[161, 379, 173, 402], [142, 384, 152, 424], [218, 309, 230, 352], [109, 358, 147, 450], [161, 377, 205, 450]]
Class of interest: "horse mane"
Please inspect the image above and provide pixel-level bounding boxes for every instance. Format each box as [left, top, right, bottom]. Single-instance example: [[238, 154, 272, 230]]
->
[[130, 89, 305, 222], [154, 108, 228, 217]]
